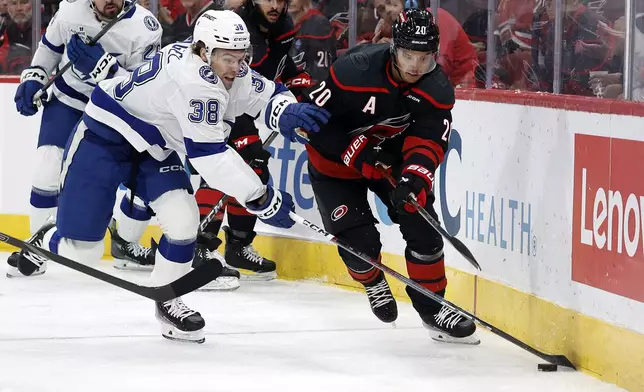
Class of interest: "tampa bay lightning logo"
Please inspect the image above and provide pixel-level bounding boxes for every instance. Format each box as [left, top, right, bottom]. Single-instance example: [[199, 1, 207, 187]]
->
[[144, 16, 159, 31], [237, 62, 249, 77], [199, 65, 218, 84]]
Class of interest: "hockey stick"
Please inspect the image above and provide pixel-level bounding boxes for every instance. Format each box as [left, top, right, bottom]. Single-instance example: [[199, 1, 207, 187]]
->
[[0, 232, 221, 302], [379, 167, 481, 271], [290, 212, 576, 369], [198, 130, 280, 234], [33, 0, 140, 103]]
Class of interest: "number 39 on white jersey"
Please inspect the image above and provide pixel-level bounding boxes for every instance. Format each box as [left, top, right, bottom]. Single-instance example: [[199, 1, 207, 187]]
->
[[83, 42, 297, 205]]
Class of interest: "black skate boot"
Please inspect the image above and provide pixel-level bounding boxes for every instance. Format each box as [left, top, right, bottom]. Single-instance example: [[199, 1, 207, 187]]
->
[[8, 218, 56, 278], [155, 297, 205, 343], [194, 233, 240, 292], [420, 304, 479, 345], [5, 251, 21, 278], [223, 226, 276, 281], [108, 218, 155, 271], [363, 271, 398, 324]]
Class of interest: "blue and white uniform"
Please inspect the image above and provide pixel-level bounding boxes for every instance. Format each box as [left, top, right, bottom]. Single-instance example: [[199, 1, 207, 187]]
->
[[18, 10, 329, 343], [55, 41, 297, 250], [18, 0, 161, 233]]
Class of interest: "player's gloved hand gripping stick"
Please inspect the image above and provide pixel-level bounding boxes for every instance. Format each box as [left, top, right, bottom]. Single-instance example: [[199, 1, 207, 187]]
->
[[377, 163, 481, 271], [197, 130, 279, 234], [32, 0, 140, 104]]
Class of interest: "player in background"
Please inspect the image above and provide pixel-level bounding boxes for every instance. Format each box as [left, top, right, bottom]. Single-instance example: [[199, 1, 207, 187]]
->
[[8, 0, 162, 277], [106, 0, 238, 291], [13, 10, 329, 343], [302, 9, 479, 344], [188, 0, 304, 281], [288, 0, 336, 82], [110, 0, 306, 284]]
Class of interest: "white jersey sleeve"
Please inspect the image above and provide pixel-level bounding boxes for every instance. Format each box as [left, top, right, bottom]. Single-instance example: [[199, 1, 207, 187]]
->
[[112, 11, 162, 77], [226, 63, 297, 139], [31, 8, 66, 74], [167, 60, 266, 206]]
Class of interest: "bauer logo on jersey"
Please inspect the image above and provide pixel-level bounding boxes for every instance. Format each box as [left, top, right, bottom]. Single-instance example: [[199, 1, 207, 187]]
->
[[199, 65, 218, 84], [144, 16, 160, 31]]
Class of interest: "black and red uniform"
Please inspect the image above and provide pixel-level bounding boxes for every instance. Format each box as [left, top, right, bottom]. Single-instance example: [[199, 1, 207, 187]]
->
[[289, 8, 336, 82], [304, 43, 454, 318], [194, 0, 302, 275]]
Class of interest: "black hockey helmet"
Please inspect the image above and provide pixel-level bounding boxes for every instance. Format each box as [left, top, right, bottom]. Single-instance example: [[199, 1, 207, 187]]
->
[[392, 8, 440, 54]]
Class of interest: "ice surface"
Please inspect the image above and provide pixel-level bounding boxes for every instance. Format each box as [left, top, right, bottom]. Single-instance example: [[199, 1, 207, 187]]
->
[[0, 253, 624, 392]]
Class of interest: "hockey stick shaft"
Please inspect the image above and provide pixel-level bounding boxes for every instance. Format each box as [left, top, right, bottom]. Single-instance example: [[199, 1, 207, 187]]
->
[[198, 130, 280, 234], [290, 212, 575, 369], [33, 0, 140, 102], [379, 168, 481, 271], [0, 232, 220, 302]]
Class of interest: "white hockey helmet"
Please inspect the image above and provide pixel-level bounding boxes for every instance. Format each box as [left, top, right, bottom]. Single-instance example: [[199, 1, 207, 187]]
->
[[193, 10, 251, 57]]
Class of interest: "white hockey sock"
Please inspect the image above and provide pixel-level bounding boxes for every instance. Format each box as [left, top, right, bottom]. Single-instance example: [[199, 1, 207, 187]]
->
[[151, 250, 192, 286], [44, 228, 104, 264], [30, 206, 57, 235], [114, 192, 151, 243], [30, 146, 64, 234]]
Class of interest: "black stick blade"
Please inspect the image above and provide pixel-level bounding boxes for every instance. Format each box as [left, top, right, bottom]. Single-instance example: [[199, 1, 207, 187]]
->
[[448, 236, 481, 270]]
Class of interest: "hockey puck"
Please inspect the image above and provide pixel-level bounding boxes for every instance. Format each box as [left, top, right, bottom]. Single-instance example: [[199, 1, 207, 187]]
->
[[538, 363, 558, 372]]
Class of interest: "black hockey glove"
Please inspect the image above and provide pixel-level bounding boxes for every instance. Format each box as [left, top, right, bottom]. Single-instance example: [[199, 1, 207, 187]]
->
[[233, 139, 272, 185], [390, 164, 435, 214]]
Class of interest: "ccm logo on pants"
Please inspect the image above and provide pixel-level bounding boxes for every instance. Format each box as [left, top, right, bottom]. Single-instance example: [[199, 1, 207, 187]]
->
[[159, 165, 184, 173]]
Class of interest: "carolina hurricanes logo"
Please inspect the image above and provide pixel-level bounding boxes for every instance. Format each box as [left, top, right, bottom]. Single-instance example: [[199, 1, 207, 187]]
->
[[348, 113, 412, 144], [331, 205, 348, 221]]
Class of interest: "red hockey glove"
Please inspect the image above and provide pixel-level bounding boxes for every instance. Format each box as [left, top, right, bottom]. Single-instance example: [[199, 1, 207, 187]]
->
[[390, 164, 435, 213], [231, 135, 272, 185], [284, 72, 313, 89], [284, 72, 313, 101], [342, 134, 386, 180]]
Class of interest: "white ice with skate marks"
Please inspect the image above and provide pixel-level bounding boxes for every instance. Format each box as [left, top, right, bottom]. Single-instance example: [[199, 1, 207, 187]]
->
[[0, 253, 622, 392]]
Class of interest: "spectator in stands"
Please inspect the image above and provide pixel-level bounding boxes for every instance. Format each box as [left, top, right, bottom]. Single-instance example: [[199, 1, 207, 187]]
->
[[161, 0, 223, 46], [0, 11, 8, 74], [289, 0, 336, 81], [371, 0, 478, 86], [532, 0, 618, 95], [5, 0, 31, 47], [158, 0, 185, 25], [2, 0, 31, 73], [0, 0, 9, 17]]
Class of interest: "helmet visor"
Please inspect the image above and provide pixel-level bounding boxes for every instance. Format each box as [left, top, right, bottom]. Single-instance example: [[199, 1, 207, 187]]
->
[[393, 47, 437, 76]]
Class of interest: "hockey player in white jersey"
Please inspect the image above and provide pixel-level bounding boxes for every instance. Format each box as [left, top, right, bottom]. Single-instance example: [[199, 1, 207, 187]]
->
[[8, 0, 162, 276], [14, 10, 330, 343]]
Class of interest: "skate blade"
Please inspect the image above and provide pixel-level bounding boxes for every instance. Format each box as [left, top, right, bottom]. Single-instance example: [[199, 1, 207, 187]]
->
[[424, 323, 481, 345], [159, 323, 205, 344], [6, 265, 46, 278], [235, 269, 277, 281], [112, 258, 154, 272], [197, 276, 241, 292]]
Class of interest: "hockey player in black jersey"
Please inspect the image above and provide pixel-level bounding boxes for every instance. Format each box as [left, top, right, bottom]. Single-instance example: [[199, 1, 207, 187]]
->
[[303, 8, 479, 344], [192, 0, 310, 281], [289, 0, 336, 81]]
